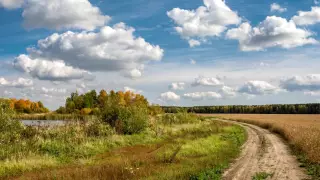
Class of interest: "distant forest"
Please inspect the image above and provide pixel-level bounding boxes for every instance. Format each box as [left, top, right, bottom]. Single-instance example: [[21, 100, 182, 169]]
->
[[0, 98, 49, 114], [162, 104, 320, 114]]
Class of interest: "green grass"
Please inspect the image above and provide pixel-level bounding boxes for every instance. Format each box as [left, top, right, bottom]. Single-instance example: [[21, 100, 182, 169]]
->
[[0, 121, 161, 178], [252, 172, 274, 180], [147, 122, 246, 179], [1, 116, 246, 179]]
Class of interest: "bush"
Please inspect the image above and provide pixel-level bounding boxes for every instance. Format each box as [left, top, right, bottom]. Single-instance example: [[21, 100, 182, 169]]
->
[[81, 108, 92, 115], [117, 106, 149, 134], [0, 101, 24, 144], [101, 104, 149, 135], [91, 108, 100, 115], [85, 120, 114, 137]]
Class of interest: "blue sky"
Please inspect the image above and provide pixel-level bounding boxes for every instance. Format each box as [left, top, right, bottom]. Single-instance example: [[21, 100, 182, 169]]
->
[[0, 0, 320, 109]]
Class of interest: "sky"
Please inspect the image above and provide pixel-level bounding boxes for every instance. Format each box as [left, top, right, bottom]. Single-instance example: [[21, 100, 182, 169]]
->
[[0, 0, 320, 110]]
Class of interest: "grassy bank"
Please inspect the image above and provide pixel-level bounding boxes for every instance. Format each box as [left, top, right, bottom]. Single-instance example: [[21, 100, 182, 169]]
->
[[9, 120, 246, 180], [211, 114, 320, 179]]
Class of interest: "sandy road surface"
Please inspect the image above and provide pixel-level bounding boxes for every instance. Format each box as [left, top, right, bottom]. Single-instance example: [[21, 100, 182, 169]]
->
[[220, 119, 310, 180]]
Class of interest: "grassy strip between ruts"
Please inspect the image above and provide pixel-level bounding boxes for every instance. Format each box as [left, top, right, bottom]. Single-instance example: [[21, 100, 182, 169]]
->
[[7, 120, 246, 180], [210, 114, 320, 180]]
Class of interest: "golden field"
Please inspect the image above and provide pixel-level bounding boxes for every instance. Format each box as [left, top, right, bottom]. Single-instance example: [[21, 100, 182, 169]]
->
[[209, 114, 320, 163]]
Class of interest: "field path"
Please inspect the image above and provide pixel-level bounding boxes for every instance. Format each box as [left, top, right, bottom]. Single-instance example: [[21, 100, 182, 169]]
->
[[220, 119, 310, 180]]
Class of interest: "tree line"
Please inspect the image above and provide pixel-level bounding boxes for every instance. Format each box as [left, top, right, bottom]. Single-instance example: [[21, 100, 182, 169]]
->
[[162, 104, 320, 114], [0, 98, 49, 114], [56, 90, 150, 115]]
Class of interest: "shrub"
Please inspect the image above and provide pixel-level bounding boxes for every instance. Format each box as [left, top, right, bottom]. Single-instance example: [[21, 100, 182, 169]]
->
[[0, 101, 24, 144], [85, 120, 114, 137], [101, 104, 149, 135], [117, 106, 149, 134], [80, 108, 92, 115]]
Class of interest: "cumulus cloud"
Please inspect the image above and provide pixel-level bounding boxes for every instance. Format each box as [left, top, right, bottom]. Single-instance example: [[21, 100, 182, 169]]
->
[[192, 76, 223, 87], [24, 23, 163, 75], [183, 91, 222, 101], [160, 91, 180, 101], [124, 86, 142, 94], [167, 0, 241, 46], [219, 86, 237, 98], [226, 16, 317, 51], [270, 3, 287, 13], [0, 0, 23, 9], [0, 77, 33, 88], [124, 69, 142, 79], [238, 80, 281, 95], [280, 74, 320, 92], [22, 0, 110, 30], [169, 82, 185, 91], [292, 7, 320, 26], [14, 54, 92, 81]]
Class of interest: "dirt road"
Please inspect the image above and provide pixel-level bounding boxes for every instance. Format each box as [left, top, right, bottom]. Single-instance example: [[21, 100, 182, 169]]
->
[[221, 120, 310, 180]]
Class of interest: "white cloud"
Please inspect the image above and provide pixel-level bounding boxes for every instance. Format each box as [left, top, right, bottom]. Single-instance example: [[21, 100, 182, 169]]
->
[[270, 3, 287, 13], [315, 0, 319, 5], [25, 23, 164, 74], [188, 39, 201, 47], [192, 76, 223, 87], [0, 0, 23, 9], [219, 86, 237, 98], [190, 59, 197, 65], [169, 82, 185, 91], [304, 91, 320, 96], [292, 7, 320, 26], [280, 74, 320, 92], [183, 91, 222, 101], [14, 54, 92, 81], [167, 0, 241, 46], [226, 16, 317, 51], [124, 86, 142, 94], [40, 87, 67, 96], [238, 80, 281, 95], [160, 91, 180, 101], [22, 0, 110, 30], [124, 69, 142, 79], [0, 77, 33, 88]]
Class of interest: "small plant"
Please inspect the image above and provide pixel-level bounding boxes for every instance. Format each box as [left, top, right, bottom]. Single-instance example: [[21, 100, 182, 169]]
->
[[190, 165, 225, 180], [252, 172, 273, 180]]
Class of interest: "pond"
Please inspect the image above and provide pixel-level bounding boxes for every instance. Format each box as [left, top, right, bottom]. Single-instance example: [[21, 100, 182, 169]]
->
[[20, 120, 68, 126]]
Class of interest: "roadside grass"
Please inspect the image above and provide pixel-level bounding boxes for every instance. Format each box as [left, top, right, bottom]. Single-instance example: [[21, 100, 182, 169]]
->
[[252, 172, 273, 180], [210, 114, 320, 179], [8, 120, 246, 180]]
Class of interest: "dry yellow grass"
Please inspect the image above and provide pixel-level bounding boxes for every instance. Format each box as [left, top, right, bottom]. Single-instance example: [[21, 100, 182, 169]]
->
[[209, 114, 320, 163]]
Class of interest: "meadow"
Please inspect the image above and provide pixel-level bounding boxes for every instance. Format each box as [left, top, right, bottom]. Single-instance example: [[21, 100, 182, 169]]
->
[[0, 101, 246, 179], [212, 114, 320, 178]]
